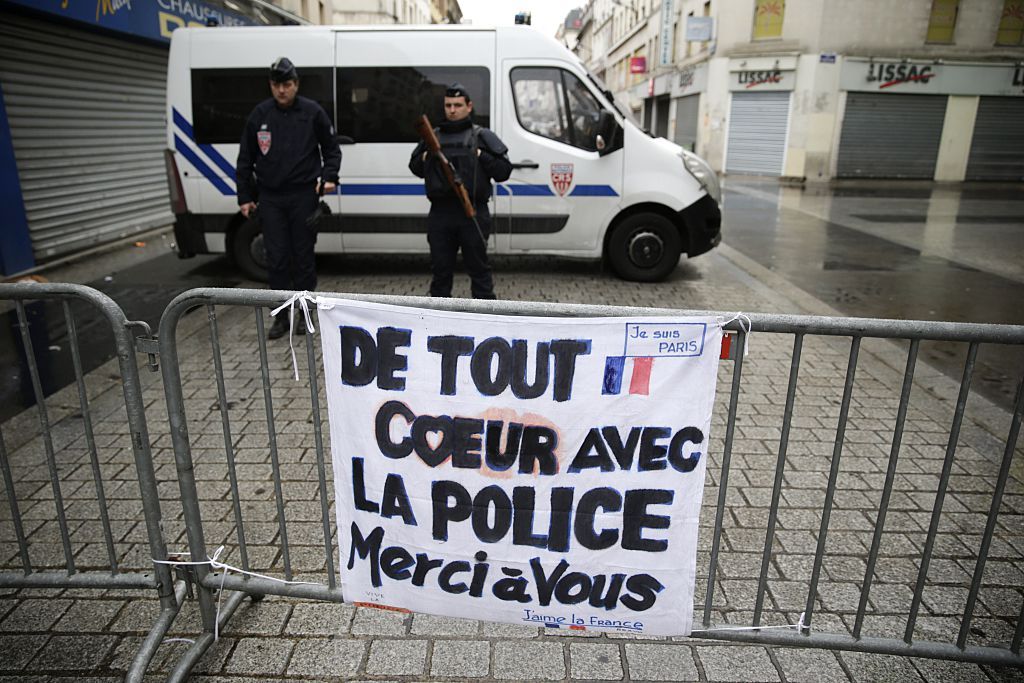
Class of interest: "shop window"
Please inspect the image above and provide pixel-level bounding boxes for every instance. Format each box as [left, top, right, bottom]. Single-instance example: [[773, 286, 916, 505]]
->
[[510, 67, 604, 152], [926, 0, 959, 43], [996, 0, 1024, 45], [752, 0, 784, 40], [336, 66, 489, 143], [191, 68, 334, 144]]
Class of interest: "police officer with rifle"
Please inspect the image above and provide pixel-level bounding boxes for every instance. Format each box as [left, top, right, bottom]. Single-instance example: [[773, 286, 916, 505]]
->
[[409, 83, 512, 299], [237, 57, 341, 339]]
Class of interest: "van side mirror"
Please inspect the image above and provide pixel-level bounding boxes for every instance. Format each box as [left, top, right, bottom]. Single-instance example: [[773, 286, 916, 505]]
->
[[336, 135, 355, 145], [595, 110, 617, 156]]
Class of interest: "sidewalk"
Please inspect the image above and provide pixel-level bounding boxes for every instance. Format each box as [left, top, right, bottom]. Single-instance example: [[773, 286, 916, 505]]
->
[[1, 245, 1021, 681]]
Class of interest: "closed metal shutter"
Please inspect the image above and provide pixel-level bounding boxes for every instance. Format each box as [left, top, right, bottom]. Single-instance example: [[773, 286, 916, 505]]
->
[[654, 96, 670, 138], [966, 97, 1024, 181], [725, 91, 790, 176], [0, 11, 172, 262], [673, 94, 699, 152], [836, 93, 946, 179]]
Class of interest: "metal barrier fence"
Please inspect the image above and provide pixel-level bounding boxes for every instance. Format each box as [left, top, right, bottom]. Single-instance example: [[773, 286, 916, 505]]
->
[[0, 283, 185, 682], [156, 287, 1023, 679]]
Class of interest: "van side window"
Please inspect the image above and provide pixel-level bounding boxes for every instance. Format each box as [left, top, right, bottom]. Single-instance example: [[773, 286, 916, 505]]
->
[[565, 74, 603, 151], [190, 68, 334, 144], [336, 67, 490, 143], [511, 68, 570, 144], [511, 67, 603, 152]]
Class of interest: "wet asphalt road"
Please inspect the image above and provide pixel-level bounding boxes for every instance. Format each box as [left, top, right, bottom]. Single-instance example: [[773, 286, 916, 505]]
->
[[720, 180, 1024, 412]]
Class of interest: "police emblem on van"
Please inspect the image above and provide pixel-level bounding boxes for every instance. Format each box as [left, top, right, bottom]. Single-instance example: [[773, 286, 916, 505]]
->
[[551, 163, 573, 197], [257, 131, 272, 155]]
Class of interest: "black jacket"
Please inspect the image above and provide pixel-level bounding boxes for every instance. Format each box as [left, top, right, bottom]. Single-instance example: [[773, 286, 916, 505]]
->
[[236, 95, 341, 204], [409, 118, 512, 207]]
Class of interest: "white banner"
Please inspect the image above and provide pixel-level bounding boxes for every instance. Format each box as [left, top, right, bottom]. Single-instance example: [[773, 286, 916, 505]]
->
[[319, 298, 723, 636]]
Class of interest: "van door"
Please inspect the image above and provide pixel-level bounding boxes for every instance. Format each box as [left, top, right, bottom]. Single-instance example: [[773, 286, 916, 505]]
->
[[500, 62, 623, 253], [334, 30, 498, 253]]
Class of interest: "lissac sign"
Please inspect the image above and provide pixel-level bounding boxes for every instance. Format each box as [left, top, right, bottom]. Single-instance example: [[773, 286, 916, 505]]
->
[[727, 66, 794, 92], [843, 59, 1024, 96], [866, 62, 936, 89]]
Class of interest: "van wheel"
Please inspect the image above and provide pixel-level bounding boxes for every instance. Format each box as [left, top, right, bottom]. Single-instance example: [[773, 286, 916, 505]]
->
[[232, 218, 269, 282], [607, 213, 682, 282]]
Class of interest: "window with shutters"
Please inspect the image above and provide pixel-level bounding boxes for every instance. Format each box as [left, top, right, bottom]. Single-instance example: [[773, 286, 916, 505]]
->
[[752, 0, 784, 40], [926, 0, 959, 44], [996, 0, 1024, 45]]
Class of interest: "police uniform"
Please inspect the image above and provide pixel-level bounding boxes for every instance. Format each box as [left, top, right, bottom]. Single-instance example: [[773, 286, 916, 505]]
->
[[236, 60, 340, 300], [409, 106, 512, 299]]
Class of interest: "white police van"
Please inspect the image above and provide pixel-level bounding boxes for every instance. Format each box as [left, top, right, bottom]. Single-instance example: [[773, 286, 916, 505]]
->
[[165, 25, 721, 282]]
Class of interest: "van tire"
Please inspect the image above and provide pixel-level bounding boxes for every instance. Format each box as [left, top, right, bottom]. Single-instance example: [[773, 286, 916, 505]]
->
[[607, 212, 682, 282], [232, 218, 269, 282]]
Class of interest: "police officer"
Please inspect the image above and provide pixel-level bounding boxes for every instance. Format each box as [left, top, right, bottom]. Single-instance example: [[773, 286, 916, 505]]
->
[[409, 83, 512, 299], [236, 57, 341, 339]]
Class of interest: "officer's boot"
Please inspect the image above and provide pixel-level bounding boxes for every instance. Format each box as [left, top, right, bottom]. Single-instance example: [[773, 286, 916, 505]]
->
[[267, 313, 289, 340]]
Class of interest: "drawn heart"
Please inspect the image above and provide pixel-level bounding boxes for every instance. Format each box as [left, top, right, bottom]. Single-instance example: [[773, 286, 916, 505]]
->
[[411, 415, 451, 467]]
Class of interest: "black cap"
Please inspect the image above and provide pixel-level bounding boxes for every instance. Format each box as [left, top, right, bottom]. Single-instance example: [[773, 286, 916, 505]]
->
[[270, 57, 298, 83], [445, 82, 471, 101]]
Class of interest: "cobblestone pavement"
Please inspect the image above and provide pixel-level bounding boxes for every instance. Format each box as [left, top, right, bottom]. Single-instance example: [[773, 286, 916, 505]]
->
[[1, 244, 1022, 681]]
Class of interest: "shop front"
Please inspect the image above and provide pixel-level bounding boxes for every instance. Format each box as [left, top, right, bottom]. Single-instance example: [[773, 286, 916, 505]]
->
[[671, 62, 707, 152], [0, 1, 286, 274], [724, 57, 796, 177], [837, 58, 1023, 181]]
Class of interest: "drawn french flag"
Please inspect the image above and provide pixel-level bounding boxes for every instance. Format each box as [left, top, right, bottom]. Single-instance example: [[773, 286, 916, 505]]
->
[[602, 356, 654, 396]]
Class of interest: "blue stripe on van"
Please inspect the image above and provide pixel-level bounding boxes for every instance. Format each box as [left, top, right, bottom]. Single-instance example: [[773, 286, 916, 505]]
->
[[570, 185, 619, 197], [174, 135, 235, 196], [497, 184, 554, 196], [497, 184, 618, 197], [173, 108, 238, 180], [340, 184, 424, 195]]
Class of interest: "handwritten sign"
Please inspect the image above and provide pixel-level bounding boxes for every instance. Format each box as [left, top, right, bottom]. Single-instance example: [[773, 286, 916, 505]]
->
[[318, 299, 723, 636], [623, 322, 706, 357]]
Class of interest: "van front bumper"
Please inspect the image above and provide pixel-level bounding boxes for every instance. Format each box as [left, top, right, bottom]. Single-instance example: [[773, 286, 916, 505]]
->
[[679, 193, 722, 258]]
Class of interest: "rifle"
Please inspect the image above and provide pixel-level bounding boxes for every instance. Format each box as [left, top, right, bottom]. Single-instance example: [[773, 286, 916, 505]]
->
[[414, 115, 476, 220]]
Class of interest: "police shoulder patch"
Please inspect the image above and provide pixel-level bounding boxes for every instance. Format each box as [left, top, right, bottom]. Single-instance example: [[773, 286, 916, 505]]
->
[[257, 130, 272, 155]]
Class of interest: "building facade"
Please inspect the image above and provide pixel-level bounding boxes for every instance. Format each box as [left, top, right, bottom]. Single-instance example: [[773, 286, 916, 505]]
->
[[574, 0, 1024, 182], [278, 0, 335, 24], [556, 7, 585, 48], [331, 0, 441, 25]]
